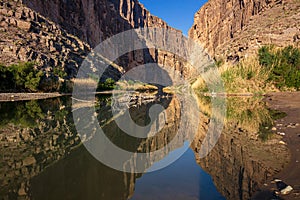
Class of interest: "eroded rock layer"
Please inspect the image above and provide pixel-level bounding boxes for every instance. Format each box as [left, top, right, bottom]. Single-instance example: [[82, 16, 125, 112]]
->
[[189, 0, 300, 59]]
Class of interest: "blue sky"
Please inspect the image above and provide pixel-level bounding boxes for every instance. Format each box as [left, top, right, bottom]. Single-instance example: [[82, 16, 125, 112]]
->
[[139, 0, 207, 35]]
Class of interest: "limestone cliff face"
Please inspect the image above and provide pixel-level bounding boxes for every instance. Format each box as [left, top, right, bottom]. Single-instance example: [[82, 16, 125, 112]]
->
[[1, 0, 189, 79], [189, 0, 300, 59], [0, 0, 90, 77], [23, 0, 178, 48], [22, 0, 187, 74]]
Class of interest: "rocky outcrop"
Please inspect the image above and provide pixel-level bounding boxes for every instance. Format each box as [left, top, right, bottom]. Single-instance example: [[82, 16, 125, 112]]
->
[[23, 0, 179, 48], [0, 0, 90, 77], [189, 0, 300, 59]]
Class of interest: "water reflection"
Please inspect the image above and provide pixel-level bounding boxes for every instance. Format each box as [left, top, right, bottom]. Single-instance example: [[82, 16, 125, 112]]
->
[[0, 94, 219, 199], [192, 96, 290, 200], [0, 95, 290, 200], [131, 143, 225, 200], [0, 97, 79, 199]]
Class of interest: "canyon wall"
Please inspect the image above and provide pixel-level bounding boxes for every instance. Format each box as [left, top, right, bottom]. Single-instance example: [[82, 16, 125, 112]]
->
[[23, 0, 179, 48], [189, 0, 300, 59], [0, 0, 195, 80], [0, 0, 90, 77], [21, 0, 190, 76]]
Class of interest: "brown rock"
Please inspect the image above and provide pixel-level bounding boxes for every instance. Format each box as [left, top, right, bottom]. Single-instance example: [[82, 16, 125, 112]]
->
[[189, 0, 299, 59], [16, 20, 31, 31], [22, 156, 36, 166]]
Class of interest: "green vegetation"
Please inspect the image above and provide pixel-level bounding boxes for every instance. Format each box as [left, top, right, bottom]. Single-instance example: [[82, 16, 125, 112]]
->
[[0, 62, 72, 93], [0, 97, 72, 128], [226, 97, 288, 141], [87, 73, 117, 91], [53, 66, 67, 79], [219, 56, 272, 93], [0, 62, 43, 92], [258, 45, 300, 90], [196, 94, 286, 141], [258, 109, 287, 141], [195, 45, 300, 93], [97, 78, 116, 91], [0, 100, 45, 128]]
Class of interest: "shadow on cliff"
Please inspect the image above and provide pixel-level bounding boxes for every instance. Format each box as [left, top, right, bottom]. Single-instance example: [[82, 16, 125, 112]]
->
[[22, 0, 171, 85]]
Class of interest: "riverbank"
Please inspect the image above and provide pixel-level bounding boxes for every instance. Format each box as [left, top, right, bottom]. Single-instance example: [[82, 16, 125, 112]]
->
[[254, 92, 300, 200], [0, 90, 159, 102], [0, 93, 64, 102]]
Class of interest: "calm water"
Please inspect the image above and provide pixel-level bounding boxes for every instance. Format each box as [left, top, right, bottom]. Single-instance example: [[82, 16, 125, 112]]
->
[[0, 95, 289, 200]]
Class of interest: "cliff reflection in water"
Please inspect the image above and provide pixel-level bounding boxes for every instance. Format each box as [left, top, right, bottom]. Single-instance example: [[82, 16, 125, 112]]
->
[[192, 96, 290, 200], [0, 94, 291, 200], [0, 94, 193, 199]]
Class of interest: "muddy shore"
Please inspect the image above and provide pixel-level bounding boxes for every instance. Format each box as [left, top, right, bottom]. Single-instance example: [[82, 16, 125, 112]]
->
[[253, 92, 300, 200]]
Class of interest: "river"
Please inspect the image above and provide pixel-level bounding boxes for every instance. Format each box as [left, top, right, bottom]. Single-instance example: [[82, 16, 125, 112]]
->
[[0, 94, 290, 200]]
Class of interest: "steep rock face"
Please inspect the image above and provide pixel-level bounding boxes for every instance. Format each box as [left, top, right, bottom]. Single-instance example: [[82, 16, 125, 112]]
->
[[1, 0, 193, 79], [22, 0, 189, 74], [189, 0, 300, 59], [0, 0, 90, 77], [23, 0, 178, 48]]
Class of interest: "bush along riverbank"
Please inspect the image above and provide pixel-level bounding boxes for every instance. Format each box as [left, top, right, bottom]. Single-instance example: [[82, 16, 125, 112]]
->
[[194, 45, 300, 94], [0, 62, 73, 93], [0, 62, 158, 101], [0, 62, 121, 94]]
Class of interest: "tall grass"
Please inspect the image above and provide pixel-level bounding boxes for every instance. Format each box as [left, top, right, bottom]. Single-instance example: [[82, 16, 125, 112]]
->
[[193, 45, 300, 94], [219, 56, 276, 93]]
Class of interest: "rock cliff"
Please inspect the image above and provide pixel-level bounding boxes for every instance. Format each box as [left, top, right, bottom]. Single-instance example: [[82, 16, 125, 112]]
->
[[23, 0, 179, 48], [189, 0, 300, 60], [0, 0, 191, 80], [0, 0, 90, 77]]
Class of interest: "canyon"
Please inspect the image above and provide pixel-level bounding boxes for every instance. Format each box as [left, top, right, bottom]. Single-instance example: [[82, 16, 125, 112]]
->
[[1, 0, 299, 199]]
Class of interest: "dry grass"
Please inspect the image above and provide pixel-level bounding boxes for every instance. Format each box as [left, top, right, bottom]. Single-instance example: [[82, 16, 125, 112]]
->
[[116, 81, 158, 92], [192, 55, 279, 94], [220, 56, 275, 93], [73, 78, 97, 85]]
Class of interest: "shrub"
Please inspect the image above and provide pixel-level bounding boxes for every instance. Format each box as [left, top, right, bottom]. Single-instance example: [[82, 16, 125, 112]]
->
[[219, 56, 271, 93], [258, 45, 300, 90], [53, 67, 67, 78], [97, 78, 116, 91], [39, 75, 61, 92], [0, 62, 43, 92]]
